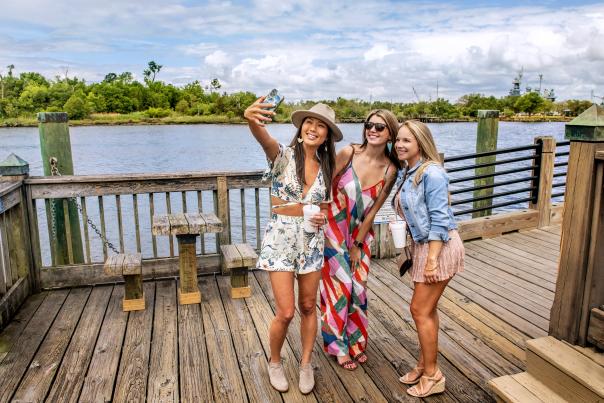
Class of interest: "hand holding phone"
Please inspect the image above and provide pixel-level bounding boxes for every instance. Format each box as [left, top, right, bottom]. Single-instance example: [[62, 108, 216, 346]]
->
[[263, 89, 284, 113]]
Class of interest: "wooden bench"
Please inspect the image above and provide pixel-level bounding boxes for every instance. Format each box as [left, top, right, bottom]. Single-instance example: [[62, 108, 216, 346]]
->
[[152, 212, 223, 304], [220, 244, 257, 299], [104, 253, 144, 311]]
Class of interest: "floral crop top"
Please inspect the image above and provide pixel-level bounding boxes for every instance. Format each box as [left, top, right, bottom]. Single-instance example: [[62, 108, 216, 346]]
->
[[261, 144, 329, 204]]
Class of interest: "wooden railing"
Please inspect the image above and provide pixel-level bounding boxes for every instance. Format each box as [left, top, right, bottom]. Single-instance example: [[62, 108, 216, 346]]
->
[[0, 180, 35, 330], [25, 171, 269, 289], [0, 136, 568, 295]]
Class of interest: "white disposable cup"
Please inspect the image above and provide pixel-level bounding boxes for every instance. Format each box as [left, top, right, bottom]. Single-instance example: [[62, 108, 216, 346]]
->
[[389, 221, 407, 248], [302, 204, 321, 233]]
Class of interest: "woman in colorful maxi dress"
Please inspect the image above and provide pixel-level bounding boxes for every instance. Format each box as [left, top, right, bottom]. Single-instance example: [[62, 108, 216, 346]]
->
[[320, 110, 400, 370]]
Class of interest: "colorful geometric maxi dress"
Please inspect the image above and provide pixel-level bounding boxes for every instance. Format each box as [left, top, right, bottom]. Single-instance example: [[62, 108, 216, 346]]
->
[[320, 159, 387, 358]]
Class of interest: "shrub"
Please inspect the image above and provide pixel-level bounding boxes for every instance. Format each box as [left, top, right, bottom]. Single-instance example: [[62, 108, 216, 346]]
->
[[145, 107, 171, 118]]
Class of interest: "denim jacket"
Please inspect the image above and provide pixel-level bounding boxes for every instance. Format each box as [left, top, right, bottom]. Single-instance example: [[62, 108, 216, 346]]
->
[[395, 160, 457, 243]]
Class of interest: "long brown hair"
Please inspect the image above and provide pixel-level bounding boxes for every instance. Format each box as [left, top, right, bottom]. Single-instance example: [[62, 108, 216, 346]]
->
[[361, 109, 401, 170], [289, 124, 336, 200]]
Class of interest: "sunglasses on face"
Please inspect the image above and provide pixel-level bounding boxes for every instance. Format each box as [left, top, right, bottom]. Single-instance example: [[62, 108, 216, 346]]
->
[[364, 121, 387, 132]]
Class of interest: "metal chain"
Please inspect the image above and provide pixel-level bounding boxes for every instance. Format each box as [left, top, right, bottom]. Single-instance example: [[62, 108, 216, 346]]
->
[[49, 157, 119, 254]]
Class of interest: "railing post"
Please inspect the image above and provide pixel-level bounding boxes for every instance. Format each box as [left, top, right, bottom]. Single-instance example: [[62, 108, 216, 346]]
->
[[549, 104, 604, 346], [529, 136, 555, 227], [0, 154, 35, 293], [216, 176, 230, 273], [473, 110, 499, 218], [37, 112, 84, 265]]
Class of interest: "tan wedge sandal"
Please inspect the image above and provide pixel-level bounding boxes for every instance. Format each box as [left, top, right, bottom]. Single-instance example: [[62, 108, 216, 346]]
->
[[406, 368, 445, 397], [399, 365, 424, 385]]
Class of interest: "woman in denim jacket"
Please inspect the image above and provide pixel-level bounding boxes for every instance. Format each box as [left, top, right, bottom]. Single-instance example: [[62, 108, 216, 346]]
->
[[393, 120, 464, 398]]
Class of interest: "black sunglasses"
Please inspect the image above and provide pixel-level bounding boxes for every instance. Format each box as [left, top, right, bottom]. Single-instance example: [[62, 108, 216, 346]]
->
[[364, 121, 387, 132]]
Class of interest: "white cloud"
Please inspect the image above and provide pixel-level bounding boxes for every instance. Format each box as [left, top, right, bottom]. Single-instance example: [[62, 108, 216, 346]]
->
[[1, 1, 603, 101], [364, 44, 395, 61]]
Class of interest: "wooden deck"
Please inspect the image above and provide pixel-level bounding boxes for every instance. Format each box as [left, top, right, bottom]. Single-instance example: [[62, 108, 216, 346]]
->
[[0, 225, 562, 403]]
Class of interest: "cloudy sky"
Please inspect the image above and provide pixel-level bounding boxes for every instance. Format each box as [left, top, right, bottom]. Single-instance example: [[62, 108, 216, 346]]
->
[[1, 0, 603, 102]]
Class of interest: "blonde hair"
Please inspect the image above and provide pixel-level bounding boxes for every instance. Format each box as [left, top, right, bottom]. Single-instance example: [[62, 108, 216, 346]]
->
[[399, 120, 442, 185]]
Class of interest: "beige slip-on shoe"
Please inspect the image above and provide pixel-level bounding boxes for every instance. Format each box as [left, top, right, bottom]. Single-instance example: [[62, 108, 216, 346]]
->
[[299, 363, 315, 394], [268, 361, 289, 392]]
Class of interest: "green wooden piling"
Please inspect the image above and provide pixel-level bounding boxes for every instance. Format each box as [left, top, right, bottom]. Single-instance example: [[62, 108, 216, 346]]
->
[[473, 110, 499, 218], [38, 112, 84, 265]]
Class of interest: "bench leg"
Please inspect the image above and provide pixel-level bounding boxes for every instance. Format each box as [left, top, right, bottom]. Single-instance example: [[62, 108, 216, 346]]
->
[[177, 234, 201, 304], [231, 267, 251, 299], [123, 274, 145, 311]]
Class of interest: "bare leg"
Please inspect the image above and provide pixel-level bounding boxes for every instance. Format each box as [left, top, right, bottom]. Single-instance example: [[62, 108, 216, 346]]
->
[[410, 279, 450, 376], [297, 270, 322, 365], [269, 271, 295, 363]]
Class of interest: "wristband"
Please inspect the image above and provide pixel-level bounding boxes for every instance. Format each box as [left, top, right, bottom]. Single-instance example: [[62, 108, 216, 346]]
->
[[353, 240, 364, 249]]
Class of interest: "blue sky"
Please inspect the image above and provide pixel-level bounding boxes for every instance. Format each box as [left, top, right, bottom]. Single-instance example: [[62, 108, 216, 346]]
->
[[1, 0, 603, 102]]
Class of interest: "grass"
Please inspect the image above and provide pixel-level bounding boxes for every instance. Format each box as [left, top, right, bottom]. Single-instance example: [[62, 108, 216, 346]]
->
[[0, 112, 571, 128]]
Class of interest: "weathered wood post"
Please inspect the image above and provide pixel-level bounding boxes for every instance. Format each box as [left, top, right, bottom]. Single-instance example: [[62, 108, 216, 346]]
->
[[216, 176, 231, 273], [473, 110, 499, 218], [37, 112, 84, 265], [549, 104, 604, 346], [529, 137, 556, 227], [0, 154, 35, 303]]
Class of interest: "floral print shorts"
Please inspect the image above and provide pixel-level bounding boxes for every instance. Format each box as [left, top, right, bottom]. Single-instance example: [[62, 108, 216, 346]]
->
[[256, 214, 325, 275]]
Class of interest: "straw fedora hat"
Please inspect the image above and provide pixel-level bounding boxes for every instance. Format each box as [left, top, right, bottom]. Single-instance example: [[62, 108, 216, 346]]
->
[[291, 103, 343, 142]]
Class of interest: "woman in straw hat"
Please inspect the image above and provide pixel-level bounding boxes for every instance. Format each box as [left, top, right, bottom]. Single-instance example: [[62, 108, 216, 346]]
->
[[393, 120, 464, 397], [320, 109, 400, 370], [244, 97, 342, 394]]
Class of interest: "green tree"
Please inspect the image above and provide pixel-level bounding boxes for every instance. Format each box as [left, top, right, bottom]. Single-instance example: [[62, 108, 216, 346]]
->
[[143, 61, 162, 84], [564, 99, 593, 116], [63, 90, 91, 119], [514, 92, 545, 116]]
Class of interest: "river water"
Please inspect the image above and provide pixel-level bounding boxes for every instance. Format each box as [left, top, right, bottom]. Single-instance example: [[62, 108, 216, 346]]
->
[[0, 122, 567, 265]]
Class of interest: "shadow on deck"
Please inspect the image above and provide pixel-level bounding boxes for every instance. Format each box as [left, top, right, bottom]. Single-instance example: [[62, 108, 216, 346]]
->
[[0, 225, 562, 402]]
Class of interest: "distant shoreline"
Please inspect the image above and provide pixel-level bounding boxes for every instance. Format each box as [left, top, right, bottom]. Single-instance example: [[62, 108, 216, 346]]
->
[[0, 114, 572, 128]]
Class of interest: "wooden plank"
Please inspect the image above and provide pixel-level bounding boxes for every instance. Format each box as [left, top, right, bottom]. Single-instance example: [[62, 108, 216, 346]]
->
[[0, 289, 68, 402], [474, 239, 558, 277], [122, 253, 142, 276], [506, 232, 560, 253], [40, 254, 222, 289], [116, 195, 125, 253], [98, 195, 108, 259], [368, 266, 516, 391], [149, 193, 158, 257], [253, 271, 390, 403], [0, 186, 21, 214], [80, 197, 91, 263], [529, 137, 556, 227], [245, 275, 320, 402], [458, 209, 539, 240], [46, 286, 113, 402], [373, 260, 526, 370], [220, 244, 243, 270], [376, 258, 529, 349], [240, 188, 247, 243], [235, 243, 258, 267], [450, 276, 550, 332], [152, 214, 171, 236], [168, 213, 190, 235], [489, 375, 543, 403], [457, 262, 553, 312], [587, 307, 604, 350], [26, 170, 266, 199], [216, 276, 283, 402], [447, 279, 546, 338], [185, 212, 207, 233], [201, 212, 223, 233], [104, 253, 125, 276], [113, 282, 155, 402], [0, 291, 47, 364], [79, 285, 128, 403], [216, 176, 230, 247], [165, 193, 174, 257], [133, 194, 142, 253], [465, 254, 556, 298], [25, 192, 42, 293], [491, 236, 559, 263], [12, 287, 91, 402], [0, 277, 30, 331], [512, 372, 568, 403], [198, 277, 247, 402], [147, 280, 179, 402], [178, 298, 212, 401]]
